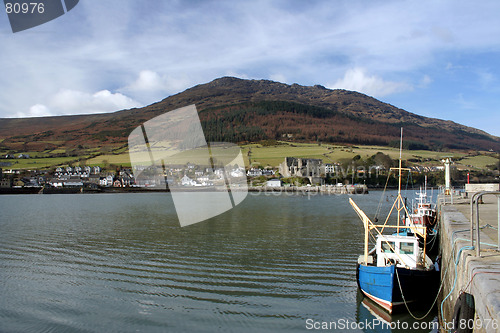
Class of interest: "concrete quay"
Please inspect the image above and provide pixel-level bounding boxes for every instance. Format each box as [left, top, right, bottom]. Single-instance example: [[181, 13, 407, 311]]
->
[[438, 194, 500, 333]]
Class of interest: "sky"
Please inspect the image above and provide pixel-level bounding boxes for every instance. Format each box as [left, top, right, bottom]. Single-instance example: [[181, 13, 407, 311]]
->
[[1, 0, 500, 136]]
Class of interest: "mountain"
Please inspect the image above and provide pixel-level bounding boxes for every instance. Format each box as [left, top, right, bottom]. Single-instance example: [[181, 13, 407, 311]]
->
[[0, 77, 499, 153]]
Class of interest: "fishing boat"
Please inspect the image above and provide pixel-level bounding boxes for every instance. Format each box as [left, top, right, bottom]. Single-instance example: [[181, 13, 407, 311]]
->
[[406, 177, 437, 230], [350, 129, 439, 314], [404, 177, 439, 254]]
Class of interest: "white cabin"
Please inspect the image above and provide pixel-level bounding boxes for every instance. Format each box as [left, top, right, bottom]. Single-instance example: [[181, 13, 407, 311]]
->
[[375, 235, 420, 269]]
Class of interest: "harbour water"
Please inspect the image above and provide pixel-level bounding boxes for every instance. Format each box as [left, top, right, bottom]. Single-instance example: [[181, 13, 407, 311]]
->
[[0, 191, 437, 332]]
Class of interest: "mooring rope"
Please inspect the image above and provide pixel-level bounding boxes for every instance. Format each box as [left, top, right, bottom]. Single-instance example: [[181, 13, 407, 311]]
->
[[395, 255, 451, 322]]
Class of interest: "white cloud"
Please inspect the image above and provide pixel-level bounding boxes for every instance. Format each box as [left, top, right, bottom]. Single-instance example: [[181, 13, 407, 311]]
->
[[224, 71, 250, 80], [122, 70, 192, 104], [476, 70, 496, 89], [49, 89, 141, 115], [270, 73, 287, 84], [455, 93, 477, 110], [329, 68, 411, 97], [16, 104, 54, 118], [127, 70, 164, 92], [420, 75, 433, 88], [1, 0, 500, 135]]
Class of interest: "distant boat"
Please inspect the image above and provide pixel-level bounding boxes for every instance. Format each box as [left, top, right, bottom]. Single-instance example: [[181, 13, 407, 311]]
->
[[404, 177, 439, 253], [406, 177, 437, 230], [350, 129, 439, 314]]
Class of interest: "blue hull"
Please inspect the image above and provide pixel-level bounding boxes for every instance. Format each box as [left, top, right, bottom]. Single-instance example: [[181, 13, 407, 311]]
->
[[356, 264, 439, 313]]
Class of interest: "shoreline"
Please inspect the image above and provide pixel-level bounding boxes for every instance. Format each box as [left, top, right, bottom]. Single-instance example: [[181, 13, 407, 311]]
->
[[0, 184, 375, 195]]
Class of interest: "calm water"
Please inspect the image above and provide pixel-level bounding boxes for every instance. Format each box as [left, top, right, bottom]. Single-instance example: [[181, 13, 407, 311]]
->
[[0, 191, 437, 332]]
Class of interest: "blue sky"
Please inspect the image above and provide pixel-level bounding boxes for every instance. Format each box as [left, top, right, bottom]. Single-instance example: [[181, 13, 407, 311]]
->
[[1, 0, 499, 136]]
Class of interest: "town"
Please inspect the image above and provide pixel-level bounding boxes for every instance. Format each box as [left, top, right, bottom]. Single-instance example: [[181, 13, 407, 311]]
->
[[0, 153, 459, 194]]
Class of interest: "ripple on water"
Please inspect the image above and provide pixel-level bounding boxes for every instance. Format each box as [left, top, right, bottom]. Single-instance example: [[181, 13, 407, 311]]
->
[[0, 192, 392, 332]]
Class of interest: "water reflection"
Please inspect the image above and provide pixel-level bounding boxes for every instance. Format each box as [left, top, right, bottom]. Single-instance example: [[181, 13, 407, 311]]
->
[[356, 291, 439, 333]]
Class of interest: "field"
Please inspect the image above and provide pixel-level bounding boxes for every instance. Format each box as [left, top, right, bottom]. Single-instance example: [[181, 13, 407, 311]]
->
[[457, 154, 499, 169], [1, 156, 84, 169], [86, 154, 132, 168], [241, 142, 473, 168], [0, 141, 497, 171]]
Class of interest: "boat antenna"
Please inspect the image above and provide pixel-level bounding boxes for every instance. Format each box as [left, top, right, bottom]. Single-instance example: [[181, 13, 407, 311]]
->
[[397, 128, 403, 228], [399, 127, 403, 162]]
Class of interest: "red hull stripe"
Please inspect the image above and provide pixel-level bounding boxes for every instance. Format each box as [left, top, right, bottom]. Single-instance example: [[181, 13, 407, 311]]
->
[[361, 290, 392, 313]]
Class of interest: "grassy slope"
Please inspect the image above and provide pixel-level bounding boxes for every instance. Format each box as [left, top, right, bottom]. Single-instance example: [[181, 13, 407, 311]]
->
[[1, 141, 496, 171], [242, 142, 472, 168]]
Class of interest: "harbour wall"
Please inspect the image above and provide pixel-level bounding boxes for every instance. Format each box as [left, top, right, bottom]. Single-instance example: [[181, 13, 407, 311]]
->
[[438, 195, 500, 333]]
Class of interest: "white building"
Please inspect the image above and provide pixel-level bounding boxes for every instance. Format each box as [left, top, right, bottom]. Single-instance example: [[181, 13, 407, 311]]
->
[[181, 175, 197, 186], [266, 179, 282, 187], [230, 168, 245, 178], [247, 168, 263, 177], [99, 175, 114, 187], [324, 164, 336, 173]]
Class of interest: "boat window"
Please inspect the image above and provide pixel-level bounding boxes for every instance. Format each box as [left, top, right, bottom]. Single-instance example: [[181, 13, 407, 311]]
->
[[381, 241, 395, 253], [399, 242, 414, 255]]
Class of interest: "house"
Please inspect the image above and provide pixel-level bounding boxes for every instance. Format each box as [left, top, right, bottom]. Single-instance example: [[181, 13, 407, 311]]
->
[[262, 169, 275, 176], [247, 168, 263, 177], [113, 179, 122, 187], [17, 154, 30, 159], [99, 175, 114, 187], [214, 168, 225, 179], [324, 163, 336, 174], [37, 175, 47, 185], [24, 177, 40, 187], [93, 166, 101, 174], [196, 175, 213, 186], [63, 177, 84, 187], [119, 169, 133, 177], [12, 179, 26, 187], [181, 175, 197, 186], [99, 178, 107, 187], [0, 178, 12, 188], [48, 179, 63, 187], [266, 179, 282, 187], [230, 168, 245, 178], [279, 157, 323, 178], [87, 174, 101, 184], [120, 175, 133, 187]]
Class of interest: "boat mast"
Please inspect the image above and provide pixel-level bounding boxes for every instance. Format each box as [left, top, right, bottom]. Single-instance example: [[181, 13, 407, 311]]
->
[[350, 127, 428, 266], [397, 127, 403, 234]]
